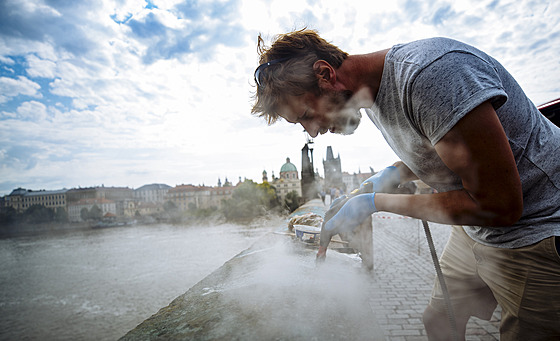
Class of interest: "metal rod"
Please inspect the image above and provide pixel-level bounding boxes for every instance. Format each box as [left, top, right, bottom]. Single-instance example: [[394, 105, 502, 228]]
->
[[422, 220, 459, 341]]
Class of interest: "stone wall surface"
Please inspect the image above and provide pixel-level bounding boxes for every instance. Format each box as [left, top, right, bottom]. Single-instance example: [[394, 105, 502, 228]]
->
[[120, 231, 384, 340]]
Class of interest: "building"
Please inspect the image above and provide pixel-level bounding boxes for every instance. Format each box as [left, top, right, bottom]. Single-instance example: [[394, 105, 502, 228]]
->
[[301, 142, 319, 201], [273, 157, 302, 203], [4, 188, 28, 212], [166, 184, 235, 211], [323, 146, 344, 193], [67, 186, 133, 217], [342, 169, 374, 192], [123, 201, 162, 218], [67, 198, 117, 223], [5, 188, 68, 213], [134, 184, 171, 203]]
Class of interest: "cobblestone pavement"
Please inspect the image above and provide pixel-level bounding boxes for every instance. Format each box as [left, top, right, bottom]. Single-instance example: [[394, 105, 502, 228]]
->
[[367, 213, 501, 341]]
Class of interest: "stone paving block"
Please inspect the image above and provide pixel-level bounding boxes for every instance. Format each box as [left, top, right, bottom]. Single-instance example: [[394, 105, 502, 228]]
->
[[387, 337, 407, 341], [384, 324, 404, 331], [402, 336, 428, 341], [384, 318, 409, 325], [390, 329, 422, 336], [369, 217, 500, 340]]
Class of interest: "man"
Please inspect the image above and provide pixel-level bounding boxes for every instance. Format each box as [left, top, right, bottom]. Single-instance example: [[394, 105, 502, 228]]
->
[[251, 29, 560, 340]]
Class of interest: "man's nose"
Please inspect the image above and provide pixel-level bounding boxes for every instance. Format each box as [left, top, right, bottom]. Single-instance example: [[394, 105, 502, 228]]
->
[[300, 121, 318, 138]]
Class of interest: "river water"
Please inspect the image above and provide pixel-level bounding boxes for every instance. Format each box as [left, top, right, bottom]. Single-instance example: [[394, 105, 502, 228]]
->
[[0, 222, 277, 341]]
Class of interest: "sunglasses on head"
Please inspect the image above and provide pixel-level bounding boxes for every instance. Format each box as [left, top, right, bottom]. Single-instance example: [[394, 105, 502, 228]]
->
[[254, 57, 290, 88]]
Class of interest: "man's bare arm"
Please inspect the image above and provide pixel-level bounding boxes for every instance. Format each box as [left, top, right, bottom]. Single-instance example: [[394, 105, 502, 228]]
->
[[376, 101, 523, 227]]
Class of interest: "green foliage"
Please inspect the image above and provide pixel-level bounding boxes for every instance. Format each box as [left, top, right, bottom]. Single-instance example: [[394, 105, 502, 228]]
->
[[0, 207, 18, 226], [24, 204, 55, 224], [184, 206, 220, 224], [79, 205, 102, 222], [257, 182, 280, 208], [80, 207, 89, 221], [89, 205, 103, 220], [163, 200, 177, 212], [54, 207, 69, 223], [221, 180, 280, 222]]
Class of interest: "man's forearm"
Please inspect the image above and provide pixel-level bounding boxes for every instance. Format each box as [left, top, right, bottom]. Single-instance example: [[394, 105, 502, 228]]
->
[[319, 225, 335, 248], [375, 189, 520, 227]]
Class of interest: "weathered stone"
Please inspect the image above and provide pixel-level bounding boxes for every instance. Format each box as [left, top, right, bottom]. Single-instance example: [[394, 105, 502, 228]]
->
[[121, 232, 384, 340]]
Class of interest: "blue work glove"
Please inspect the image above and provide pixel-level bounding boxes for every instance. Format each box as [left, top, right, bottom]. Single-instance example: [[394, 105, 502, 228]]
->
[[361, 166, 400, 193], [324, 193, 377, 235], [329, 194, 348, 208]]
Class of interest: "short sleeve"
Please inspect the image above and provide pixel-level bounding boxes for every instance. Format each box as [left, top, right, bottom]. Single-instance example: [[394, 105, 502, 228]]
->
[[409, 51, 508, 145]]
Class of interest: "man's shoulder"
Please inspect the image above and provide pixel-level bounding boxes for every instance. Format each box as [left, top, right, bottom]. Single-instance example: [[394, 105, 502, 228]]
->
[[391, 37, 477, 61], [388, 37, 493, 80], [396, 37, 469, 50]]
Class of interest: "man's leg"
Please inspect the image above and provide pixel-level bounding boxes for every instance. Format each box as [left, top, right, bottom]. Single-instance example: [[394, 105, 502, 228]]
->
[[423, 305, 468, 341], [475, 235, 560, 340]]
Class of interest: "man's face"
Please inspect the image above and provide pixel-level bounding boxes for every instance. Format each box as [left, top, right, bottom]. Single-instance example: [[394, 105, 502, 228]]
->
[[278, 89, 361, 138]]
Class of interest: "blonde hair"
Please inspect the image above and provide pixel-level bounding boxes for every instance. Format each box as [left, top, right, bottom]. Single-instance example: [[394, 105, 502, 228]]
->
[[251, 29, 348, 124]]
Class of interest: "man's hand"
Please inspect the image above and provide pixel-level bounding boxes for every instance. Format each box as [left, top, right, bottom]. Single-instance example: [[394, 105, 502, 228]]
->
[[361, 166, 400, 193], [324, 193, 377, 234]]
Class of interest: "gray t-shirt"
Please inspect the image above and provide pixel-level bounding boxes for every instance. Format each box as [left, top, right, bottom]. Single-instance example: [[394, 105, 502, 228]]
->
[[367, 37, 560, 248]]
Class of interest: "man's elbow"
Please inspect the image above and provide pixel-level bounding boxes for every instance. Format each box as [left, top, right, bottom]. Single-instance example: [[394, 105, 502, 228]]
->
[[487, 197, 523, 227]]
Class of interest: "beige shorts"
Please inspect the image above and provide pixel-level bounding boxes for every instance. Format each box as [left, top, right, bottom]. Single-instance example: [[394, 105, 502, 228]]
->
[[429, 226, 560, 340]]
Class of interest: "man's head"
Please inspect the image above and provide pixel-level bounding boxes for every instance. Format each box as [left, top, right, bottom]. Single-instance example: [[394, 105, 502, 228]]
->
[[251, 29, 362, 137]]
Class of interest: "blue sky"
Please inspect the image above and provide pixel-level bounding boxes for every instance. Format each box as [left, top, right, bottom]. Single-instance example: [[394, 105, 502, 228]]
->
[[1, 0, 559, 195]]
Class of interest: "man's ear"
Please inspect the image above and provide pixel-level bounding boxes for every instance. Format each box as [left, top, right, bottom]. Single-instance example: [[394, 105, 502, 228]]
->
[[313, 60, 336, 88]]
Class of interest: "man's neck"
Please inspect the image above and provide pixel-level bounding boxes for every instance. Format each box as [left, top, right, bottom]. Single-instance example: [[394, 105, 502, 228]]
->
[[337, 49, 389, 103]]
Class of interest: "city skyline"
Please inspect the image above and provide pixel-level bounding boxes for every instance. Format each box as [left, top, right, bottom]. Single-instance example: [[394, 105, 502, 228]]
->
[[1, 0, 558, 197], [2, 147, 372, 195]]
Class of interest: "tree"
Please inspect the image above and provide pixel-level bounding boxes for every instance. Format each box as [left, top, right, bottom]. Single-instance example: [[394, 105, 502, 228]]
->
[[24, 205, 54, 224], [54, 207, 69, 223], [284, 190, 302, 213], [221, 179, 280, 222], [80, 207, 89, 221], [257, 182, 280, 209], [89, 205, 103, 221], [0, 207, 19, 227], [163, 200, 177, 212]]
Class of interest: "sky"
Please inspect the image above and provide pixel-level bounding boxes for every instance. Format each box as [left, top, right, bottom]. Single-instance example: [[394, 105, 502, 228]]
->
[[1, 0, 559, 196]]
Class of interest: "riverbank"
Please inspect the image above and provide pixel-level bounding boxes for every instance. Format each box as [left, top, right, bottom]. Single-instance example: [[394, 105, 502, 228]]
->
[[0, 221, 92, 238], [0, 212, 286, 239]]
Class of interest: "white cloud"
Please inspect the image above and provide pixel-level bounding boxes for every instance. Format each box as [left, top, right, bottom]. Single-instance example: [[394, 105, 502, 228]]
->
[[26, 54, 57, 78], [15, 100, 48, 120], [0, 76, 41, 104], [0, 0, 558, 194], [17, 0, 62, 17]]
